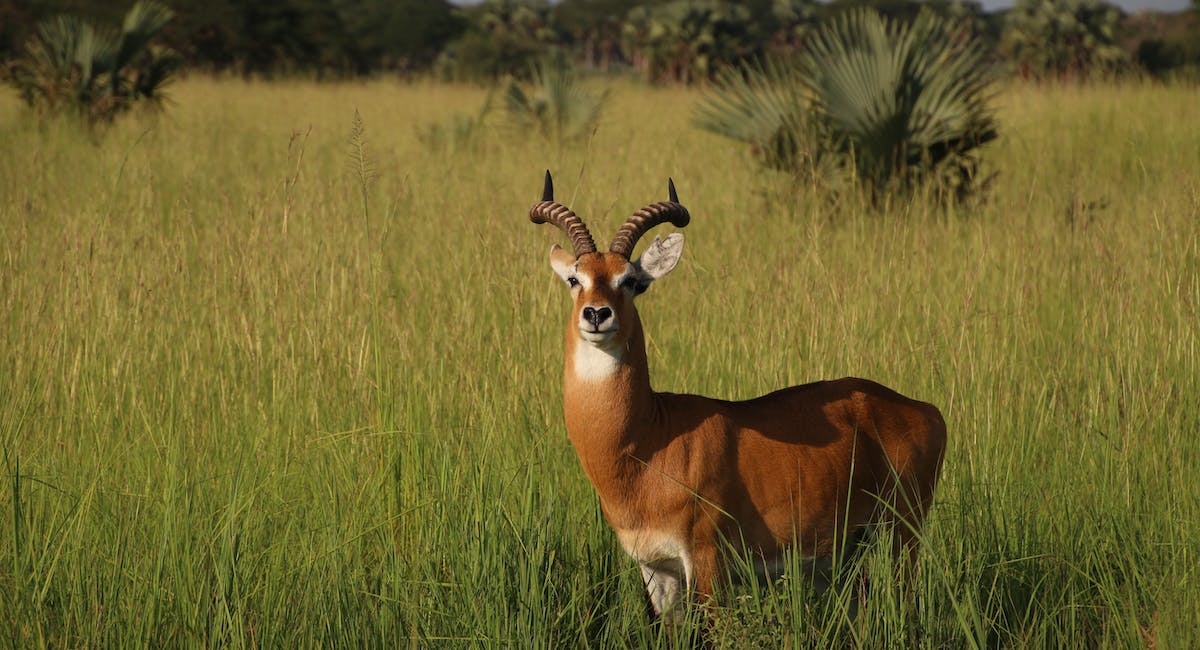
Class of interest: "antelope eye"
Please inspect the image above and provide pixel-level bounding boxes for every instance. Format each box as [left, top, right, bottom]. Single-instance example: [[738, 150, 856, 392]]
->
[[567, 277, 580, 288], [620, 276, 638, 290]]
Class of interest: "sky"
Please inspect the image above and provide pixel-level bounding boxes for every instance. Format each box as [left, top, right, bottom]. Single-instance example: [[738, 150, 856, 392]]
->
[[451, 0, 1194, 13]]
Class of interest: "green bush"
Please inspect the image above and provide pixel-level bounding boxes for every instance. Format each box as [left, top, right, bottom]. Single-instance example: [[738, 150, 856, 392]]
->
[[695, 8, 997, 203], [435, 0, 559, 80], [4, 1, 179, 126], [504, 56, 607, 141], [1135, 34, 1200, 81], [418, 92, 496, 153]]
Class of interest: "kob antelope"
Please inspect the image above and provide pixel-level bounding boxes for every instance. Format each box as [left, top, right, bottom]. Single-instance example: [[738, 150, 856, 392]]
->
[[530, 172, 946, 618]]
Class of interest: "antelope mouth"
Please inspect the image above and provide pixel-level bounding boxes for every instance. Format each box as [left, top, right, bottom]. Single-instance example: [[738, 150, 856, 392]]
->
[[579, 326, 618, 343]]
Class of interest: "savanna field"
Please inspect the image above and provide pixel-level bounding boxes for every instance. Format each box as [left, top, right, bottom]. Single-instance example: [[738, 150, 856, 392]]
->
[[1, 78, 1198, 647]]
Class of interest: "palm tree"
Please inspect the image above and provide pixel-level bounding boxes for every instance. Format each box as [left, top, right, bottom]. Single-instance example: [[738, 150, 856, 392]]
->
[[435, 0, 560, 79], [5, 1, 179, 125], [1001, 0, 1125, 81], [695, 8, 997, 202], [622, 0, 758, 83]]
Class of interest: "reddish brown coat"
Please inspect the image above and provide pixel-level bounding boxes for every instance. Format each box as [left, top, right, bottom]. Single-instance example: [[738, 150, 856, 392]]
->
[[555, 250, 946, 602]]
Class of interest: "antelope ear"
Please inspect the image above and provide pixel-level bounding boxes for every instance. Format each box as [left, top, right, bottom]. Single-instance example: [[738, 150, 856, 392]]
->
[[549, 244, 576, 282], [635, 234, 684, 281]]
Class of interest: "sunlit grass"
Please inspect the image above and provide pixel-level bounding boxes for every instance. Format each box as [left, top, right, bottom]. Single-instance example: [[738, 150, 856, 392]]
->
[[1, 77, 1197, 647]]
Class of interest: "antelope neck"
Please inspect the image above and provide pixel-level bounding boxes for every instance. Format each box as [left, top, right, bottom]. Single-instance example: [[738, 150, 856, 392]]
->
[[562, 317, 659, 451]]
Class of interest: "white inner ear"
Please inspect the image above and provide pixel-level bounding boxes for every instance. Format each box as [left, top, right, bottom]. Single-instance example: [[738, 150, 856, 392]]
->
[[549, 244, 576, 282], [636, 233, 685, 281]]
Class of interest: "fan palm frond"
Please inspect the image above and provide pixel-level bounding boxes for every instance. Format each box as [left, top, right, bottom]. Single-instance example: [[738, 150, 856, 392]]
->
[[695, 8, 997, 203], [3, 1, 177, 126], [113, 1, 177, 98], [800, 10, 997, 190], [504, 56, 607, 141], [693, 60, 820, 172], [116, 1, 176, 69], [131, 46, 182, 105]]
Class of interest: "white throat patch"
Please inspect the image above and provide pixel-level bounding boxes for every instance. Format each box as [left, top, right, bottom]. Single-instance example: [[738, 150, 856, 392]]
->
[[572, 338, 624, 381]]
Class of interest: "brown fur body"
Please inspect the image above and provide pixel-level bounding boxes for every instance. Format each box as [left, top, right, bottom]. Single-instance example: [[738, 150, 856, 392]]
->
[[552, 249, 947, 610]]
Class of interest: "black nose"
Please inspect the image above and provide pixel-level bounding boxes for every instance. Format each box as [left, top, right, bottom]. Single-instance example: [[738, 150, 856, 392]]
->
[[582, 306, 612, 328]]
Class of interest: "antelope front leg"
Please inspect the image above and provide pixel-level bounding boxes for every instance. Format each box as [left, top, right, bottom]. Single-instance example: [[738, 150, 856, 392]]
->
[[687, 543, 719, 602]]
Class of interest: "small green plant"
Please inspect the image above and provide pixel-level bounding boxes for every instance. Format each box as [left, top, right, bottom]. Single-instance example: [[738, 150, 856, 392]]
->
[[4, 1, 179, 126], [417, 91, 495, 153], [504, 56, 607, 141], [695, 8, 998, 203]]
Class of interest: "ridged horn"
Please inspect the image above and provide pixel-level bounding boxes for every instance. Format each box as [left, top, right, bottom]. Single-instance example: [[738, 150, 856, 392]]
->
[[609, 178, 690, 259], [529, 170, 597, 257]]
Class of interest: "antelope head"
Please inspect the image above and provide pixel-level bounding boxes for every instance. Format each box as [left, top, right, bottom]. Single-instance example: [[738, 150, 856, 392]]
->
[[530, 171, 690, 363]]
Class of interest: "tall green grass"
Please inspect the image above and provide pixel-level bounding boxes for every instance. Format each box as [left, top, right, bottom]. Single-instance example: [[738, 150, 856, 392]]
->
[[1, 78, 1197, 647]]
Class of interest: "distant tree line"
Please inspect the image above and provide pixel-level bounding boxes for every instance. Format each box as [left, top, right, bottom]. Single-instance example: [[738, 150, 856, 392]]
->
[[0, 0, 464, 75], [2, 0, 1198, 81]]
